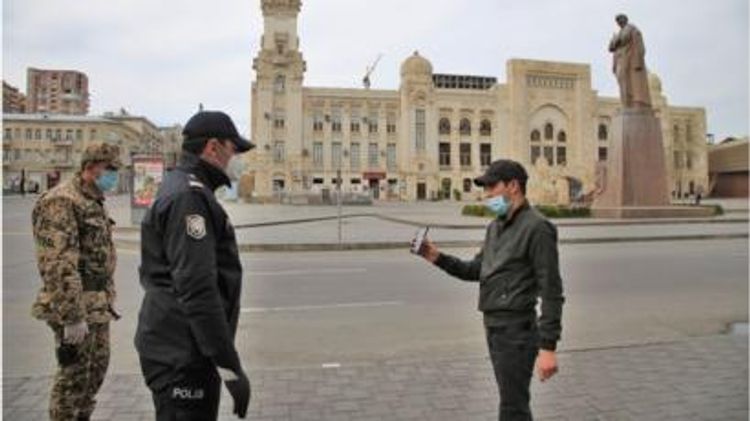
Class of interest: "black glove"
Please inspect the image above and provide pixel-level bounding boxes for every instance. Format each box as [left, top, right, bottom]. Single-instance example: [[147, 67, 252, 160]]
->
[[56, 343, 78, 366], [224, 370, 251, 418]]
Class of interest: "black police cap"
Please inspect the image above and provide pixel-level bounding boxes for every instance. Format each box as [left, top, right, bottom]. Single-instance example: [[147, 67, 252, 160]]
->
[[182, 111, 254, 153]]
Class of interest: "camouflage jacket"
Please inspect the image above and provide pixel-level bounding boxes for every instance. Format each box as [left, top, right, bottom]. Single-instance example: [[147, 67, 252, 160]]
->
[[31, 174, 117, 325]]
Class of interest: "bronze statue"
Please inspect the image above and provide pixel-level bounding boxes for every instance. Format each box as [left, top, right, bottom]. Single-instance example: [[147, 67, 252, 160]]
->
[[609, 14, 651, 108]]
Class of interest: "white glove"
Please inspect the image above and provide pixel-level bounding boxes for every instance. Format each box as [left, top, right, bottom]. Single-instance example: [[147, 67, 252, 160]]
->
[[63, 321, 89, 344]]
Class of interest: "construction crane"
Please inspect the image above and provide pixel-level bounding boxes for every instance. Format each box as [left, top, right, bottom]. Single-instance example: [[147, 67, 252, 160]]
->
[[362, 54, 383, 89]]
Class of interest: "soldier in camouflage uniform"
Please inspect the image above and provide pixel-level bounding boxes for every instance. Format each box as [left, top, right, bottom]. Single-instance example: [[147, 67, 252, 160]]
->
[[31, 143, 122, 421]]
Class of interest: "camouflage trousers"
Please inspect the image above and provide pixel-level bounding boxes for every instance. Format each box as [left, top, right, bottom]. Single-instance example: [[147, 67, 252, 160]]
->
[[48, 322, 110, 421]]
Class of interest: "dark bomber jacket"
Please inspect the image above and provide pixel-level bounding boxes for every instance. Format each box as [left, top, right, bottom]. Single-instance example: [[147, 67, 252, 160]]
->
[[435, 201, 565, 351]]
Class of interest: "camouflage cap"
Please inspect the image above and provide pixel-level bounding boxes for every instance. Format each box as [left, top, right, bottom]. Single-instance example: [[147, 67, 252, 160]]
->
[[81, 143, 122, 170]]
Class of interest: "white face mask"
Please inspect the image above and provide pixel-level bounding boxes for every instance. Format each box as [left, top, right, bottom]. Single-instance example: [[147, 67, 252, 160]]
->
[[225, 155, 247, 181]]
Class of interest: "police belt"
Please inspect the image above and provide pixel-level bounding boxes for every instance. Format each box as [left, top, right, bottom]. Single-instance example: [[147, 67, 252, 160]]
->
[[81, 274, 109, 292]]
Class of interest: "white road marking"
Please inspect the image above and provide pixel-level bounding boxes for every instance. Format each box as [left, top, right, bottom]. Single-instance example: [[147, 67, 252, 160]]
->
[[321, 363, 341, 369], [241, 300, 403, 313], [246, 268, 368, 277]]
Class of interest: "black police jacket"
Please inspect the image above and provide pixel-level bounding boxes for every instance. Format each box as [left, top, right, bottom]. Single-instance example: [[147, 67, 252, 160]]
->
[[135, 153, 243, 373]]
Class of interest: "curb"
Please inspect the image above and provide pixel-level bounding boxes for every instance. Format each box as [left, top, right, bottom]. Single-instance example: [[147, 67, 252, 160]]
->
[[113, 214, 749, 233], [115, 232, 749, 253]]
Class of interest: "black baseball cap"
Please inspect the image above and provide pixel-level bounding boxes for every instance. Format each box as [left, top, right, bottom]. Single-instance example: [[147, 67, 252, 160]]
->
[[182, 111, 254, 153], [474, 159, 528, 187]]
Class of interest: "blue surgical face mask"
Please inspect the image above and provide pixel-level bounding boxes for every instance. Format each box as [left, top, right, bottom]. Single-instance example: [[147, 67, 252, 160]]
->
[[95, 170, 118, 192], [485, 194, 510, 216]]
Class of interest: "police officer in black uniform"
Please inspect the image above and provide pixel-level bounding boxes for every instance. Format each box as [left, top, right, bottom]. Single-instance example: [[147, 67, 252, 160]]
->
[[135, 111, 253, 420]]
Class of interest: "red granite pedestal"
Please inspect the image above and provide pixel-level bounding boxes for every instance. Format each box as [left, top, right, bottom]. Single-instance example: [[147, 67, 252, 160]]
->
[[593, 108, 714, 218]]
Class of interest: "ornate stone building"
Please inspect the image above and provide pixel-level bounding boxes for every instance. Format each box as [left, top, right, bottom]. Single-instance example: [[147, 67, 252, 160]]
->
[[247, 0, 709, 204]]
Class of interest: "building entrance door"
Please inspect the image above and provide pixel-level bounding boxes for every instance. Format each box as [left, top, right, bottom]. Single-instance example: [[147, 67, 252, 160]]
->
[[417, 183, 427, 200], [369, 179, 380, 200]]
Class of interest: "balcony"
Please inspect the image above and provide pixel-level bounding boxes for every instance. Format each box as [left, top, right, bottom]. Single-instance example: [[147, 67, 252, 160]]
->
[[52, 138, 73, 147]]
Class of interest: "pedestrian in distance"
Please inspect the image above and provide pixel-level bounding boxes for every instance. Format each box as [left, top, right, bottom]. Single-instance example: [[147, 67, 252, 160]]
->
[[135, 110, 253, 420], [412, 159, 565, 421], [31, 143, 122, 421]]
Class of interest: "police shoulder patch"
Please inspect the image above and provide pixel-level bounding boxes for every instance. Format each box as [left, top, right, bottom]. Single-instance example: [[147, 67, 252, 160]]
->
[[186, 214, 206, 239]]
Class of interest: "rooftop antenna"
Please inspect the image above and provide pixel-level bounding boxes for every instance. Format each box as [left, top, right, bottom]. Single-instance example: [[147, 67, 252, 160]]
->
[[198, 103, 204, 112], [362, 53, 383, 89]]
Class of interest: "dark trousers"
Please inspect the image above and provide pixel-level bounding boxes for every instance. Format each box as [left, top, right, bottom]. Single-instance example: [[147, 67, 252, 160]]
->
[[140, 357, 222, 421], [485, 320, 540, 421]]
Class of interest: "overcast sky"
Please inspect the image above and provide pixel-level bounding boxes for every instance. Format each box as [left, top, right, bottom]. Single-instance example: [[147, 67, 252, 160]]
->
[[3, 0, 748, 140]]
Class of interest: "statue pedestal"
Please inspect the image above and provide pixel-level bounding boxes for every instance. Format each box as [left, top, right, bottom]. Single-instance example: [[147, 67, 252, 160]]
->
[[592, 108, 713, 218]]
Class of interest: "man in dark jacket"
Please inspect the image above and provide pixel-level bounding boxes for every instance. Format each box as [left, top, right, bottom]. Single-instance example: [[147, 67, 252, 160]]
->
[[135, 111, 253, 420], [415, 159, 565, 421]]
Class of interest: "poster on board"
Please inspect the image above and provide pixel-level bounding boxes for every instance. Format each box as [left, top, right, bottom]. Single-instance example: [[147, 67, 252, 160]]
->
[[131, 156, 164, 208]]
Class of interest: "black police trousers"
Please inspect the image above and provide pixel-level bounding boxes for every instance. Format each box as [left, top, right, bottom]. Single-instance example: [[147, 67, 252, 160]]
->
[[485, 318, 540, 421], [140, 357, 222, 421]]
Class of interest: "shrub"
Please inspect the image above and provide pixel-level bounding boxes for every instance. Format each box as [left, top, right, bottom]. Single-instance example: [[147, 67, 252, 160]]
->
[[461, 204, 592, 218]]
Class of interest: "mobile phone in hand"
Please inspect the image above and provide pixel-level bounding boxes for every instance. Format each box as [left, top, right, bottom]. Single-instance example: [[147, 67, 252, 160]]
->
[[410, 226, 430, 254]]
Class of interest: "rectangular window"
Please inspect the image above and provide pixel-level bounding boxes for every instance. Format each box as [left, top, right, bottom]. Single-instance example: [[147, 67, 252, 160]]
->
[[331, 142, 342, 169], [26, 129, 33, 140], [331, 109, 342, 132], [35, 129, 42, 140], [313, 142, 323, 168], [386, 144, 396, 171], [368, 142, 379, 167], [415, 109, 426, 151], [90, 129, 97, 140], [686, 154, 693, 169], [368, 112, 378, 134], [274, 110, 285, 129], [673, 151, 681, 168], [273, 141, 285, 163], [4, 128, 11, 140], [313, 112, 324, 132], [386, 113, 397, 134], [531, 146, 541, 165], [439, 142, 451, 168], [76, 129, 83, 140], [350, 111, 361, 133], [544, 146, 554, 166], [350, 142, 361, 170], [599, 147, 608, 162], [66, 129, 73, 140], [460, 143, 471, 167], [480, 144, 492, 167], [556, 146, 567, 166]]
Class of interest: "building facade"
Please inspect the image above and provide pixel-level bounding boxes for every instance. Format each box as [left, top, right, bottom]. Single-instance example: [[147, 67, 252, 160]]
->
[[709, 137, 748, 198], [247, 0, 709, 204], [26, 67, 90, 115], [2, 112, 176, 193], [3, 81, 26, 113]]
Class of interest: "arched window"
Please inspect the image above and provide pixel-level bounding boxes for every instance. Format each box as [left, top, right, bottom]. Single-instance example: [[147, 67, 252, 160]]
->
[[544, 123, 554, 140], [480, 119, 492, 136], [439, 118, 451, 135], [459, 118, 471, 136], [530, 129, 540, 142], [598, 124, 608, 140], [557, 131, 566, 142], [274, 75, 285, 93]]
